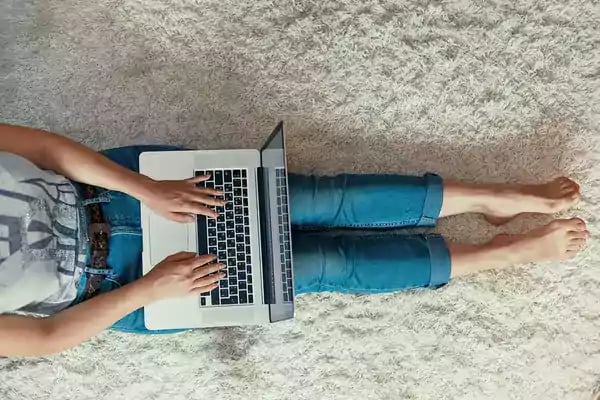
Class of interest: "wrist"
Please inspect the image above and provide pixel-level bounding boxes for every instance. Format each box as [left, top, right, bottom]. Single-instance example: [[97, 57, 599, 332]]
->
[[122, 173, 157, 202], [130, 277, 159, 304]]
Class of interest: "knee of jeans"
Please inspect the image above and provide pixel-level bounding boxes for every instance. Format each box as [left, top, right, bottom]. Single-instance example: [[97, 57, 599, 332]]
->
[[293, 235, 351, 293]]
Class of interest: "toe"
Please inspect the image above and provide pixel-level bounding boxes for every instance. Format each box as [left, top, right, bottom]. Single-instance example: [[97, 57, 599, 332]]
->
[[566, 250, 579, 259], [567, 217, 587, 230], [568, 238, 587, 250]]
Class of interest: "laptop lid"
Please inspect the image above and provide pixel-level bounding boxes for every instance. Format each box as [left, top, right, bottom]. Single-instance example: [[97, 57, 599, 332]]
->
[[257, 121, 294, 322]]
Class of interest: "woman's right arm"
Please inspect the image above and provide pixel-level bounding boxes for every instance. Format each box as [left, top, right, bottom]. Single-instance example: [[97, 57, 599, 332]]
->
[[0, 252, 225, 357]]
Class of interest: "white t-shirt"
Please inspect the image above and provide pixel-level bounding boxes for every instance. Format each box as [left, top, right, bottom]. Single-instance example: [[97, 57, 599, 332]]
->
[[0, 152, 86, 315]]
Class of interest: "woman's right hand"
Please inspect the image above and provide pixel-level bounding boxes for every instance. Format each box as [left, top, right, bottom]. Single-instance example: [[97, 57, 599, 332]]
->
[[141, 252, 225, 302]]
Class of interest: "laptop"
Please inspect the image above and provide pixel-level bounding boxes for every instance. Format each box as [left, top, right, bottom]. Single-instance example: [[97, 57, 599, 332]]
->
[[139, 122, 294, 329]]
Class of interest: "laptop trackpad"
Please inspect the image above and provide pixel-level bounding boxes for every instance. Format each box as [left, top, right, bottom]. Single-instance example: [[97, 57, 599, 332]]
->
[[149, 218, 190, 263]]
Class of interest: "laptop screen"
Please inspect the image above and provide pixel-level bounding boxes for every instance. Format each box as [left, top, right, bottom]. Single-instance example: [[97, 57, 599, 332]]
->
[[259, 122, 294, 321]]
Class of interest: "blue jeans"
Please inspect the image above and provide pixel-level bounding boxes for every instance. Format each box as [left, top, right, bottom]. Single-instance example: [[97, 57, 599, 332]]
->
[[72, 146, 451, 333]]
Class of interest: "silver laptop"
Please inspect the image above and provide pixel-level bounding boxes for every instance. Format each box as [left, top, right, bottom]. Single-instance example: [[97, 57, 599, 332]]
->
[[139, 122, 294, 329]]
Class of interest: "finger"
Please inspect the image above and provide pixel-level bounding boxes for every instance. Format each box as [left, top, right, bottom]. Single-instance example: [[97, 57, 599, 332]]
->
[[190, 195, 227, 207], [168, 212, 196, 223], [181, 204, 219, 218], [187, 175, 211, 184], [195, 187, 225, 196], [165, 251, 197, 262], [193, 271, 225, 288], [190, 282, 219, 294], [193, 262, 226, 279], [181, 253, 218, 268]]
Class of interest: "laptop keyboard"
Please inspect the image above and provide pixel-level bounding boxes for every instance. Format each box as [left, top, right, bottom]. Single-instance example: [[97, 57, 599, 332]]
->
[[195, 169, 254, 306], [276, 168, 294, 303]]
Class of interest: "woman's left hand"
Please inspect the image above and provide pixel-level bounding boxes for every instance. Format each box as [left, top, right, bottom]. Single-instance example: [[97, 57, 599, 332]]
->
[[139, 175, 225, 222]]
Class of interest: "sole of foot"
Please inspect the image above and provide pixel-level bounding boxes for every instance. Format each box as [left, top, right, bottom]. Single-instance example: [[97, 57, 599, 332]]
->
[[483, 177, 581, 226], [491, 217, 590, 263]]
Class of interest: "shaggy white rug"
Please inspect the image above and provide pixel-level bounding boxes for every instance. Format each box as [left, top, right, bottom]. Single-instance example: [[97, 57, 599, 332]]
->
[[1, 0, 600, 399]]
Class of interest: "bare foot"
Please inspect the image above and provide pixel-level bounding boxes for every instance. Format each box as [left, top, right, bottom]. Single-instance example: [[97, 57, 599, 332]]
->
[[491, 218, 589, 263], [449, 218, 590, 278], [481, 177, 580, 225]]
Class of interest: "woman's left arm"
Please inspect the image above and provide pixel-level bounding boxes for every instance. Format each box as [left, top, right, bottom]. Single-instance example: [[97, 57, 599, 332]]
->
[[0, 123, 224, 221]]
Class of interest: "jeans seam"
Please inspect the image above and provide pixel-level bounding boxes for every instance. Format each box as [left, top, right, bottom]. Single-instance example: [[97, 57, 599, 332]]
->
[[417, 173, 443, 227]]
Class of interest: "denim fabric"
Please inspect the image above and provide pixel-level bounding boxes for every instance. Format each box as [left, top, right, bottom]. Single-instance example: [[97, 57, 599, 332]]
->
[[73, 146, 451, 333]]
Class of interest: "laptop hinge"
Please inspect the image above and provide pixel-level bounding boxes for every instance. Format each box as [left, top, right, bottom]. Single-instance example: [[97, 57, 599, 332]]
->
[[257, 167, 276, 305]]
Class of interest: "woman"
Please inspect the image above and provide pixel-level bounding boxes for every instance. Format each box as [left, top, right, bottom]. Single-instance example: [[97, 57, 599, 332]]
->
[[0, 123, 589, 356]]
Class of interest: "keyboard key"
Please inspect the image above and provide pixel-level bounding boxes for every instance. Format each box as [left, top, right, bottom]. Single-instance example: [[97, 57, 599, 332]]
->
[[239, 291, 247, 303], [217, 223, 225, 231], [228, 249, 236, 258], [233, 170, 241, 178], [246, 245, 251, 254], [234, 206, 243, 215], [208, 219, 216, 227], [248, 284, 253, 292], [248, 294, 253, 303], [208, 228, 216, 237], [230, 286, 238, 295], [247, 264, 252, 274], [225, 211, 234, 220], [234, 188, 242, 196], [245, 227, 250, 235], [237, 253, 245, 261], [214, 171, 223, 185], [239, 281, 247, 290], [211, 288, 220, 305], [217, 214, 225, 222], [228, 258, 236, 267], [224, 170, 232, 181], [227, 239, 236, 248], [229, 276, 237, 285], [246, 255, 251, 264], [225, 193, 233, 201], [236, 234, 245, 242], [225, 184, 233, 192], [208, 246, 217, 254], [228, 267, 236, 275], [225, 202, 233, 211], [245, 236, 250, 245], [234, 197, 242, 206], [243, 198, 248, 207], [242, 189, 248, 196], [220, 280, 228, 289], [227, 229, 235, 239], [218, 242, 226, 250], [217, 232, 226, 241], [226, 220, 235, 229], [209, 237, 217, 246], [200, 297, 206, 306], [218, 251, 226, 260], [229, 295, 238, 303], [233, 179, 241, 187], [237, 243, 245, 252], [235, 225, 244, 234], [238, 271, 246, 280], [220, 289, 228, 298], [247, 275, 253, 284]]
